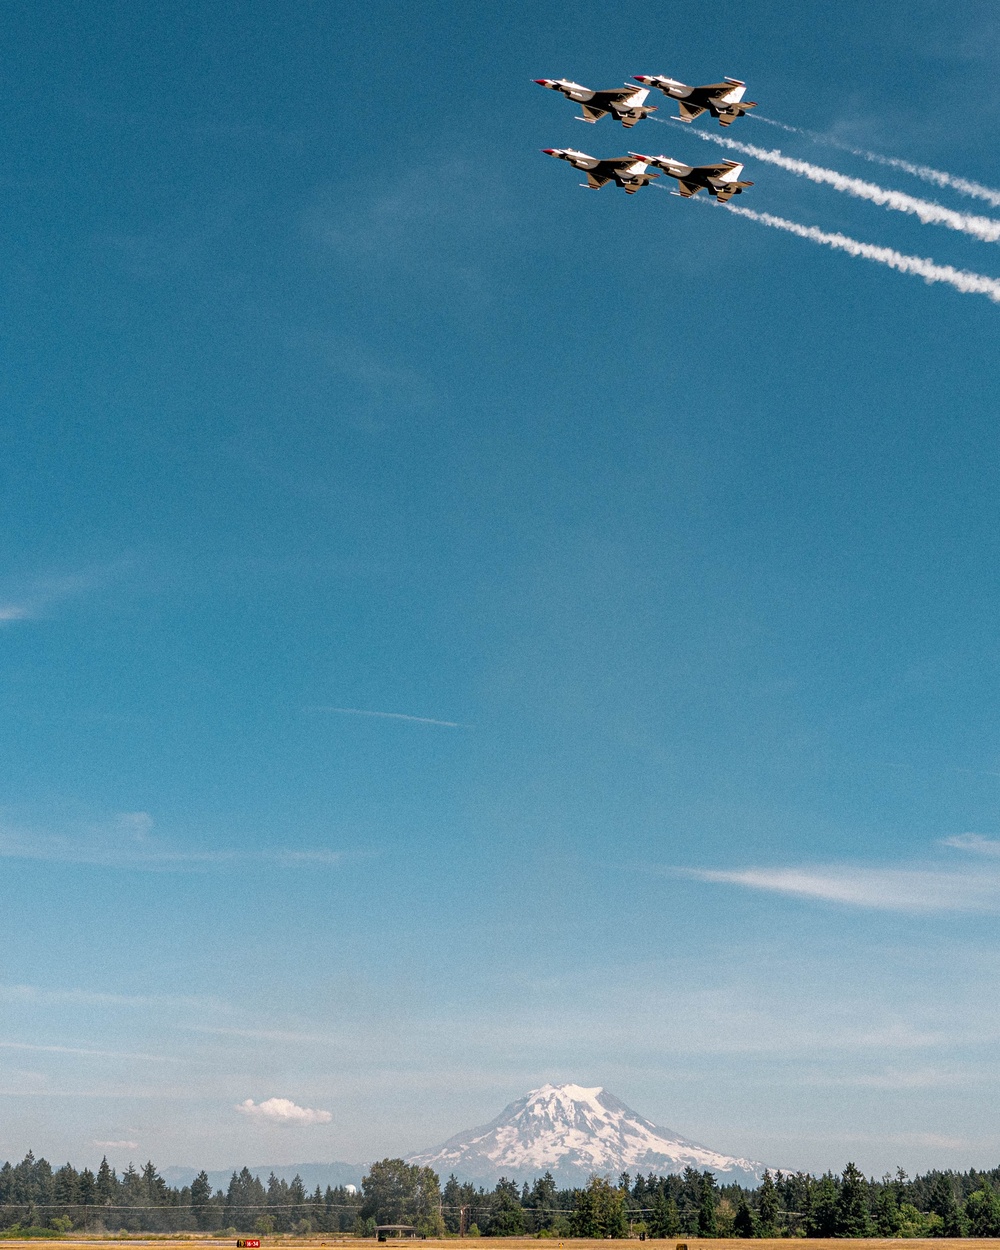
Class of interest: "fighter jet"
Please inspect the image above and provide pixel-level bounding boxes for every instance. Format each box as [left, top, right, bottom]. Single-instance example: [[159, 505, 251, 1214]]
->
[[542, 148, 659, 193], [629, 152, 753, 201], [632, 75, 757, 127], [534, 79, 657, 128]]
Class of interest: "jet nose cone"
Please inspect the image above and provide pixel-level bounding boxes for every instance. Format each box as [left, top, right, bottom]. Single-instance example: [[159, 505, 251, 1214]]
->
[[542, 148, 557, 154], [634, 75, 649, 82], [534, 79, 549, 85]]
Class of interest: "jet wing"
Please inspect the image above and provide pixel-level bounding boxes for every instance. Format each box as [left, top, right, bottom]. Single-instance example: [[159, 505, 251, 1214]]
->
[[697, 161, 743, 174], [583, 171, 613, 188], [592, 87, 647, 105], [578, 103, 609, 122], [674, 180, 702, 197], [676, 101, 707, 122]]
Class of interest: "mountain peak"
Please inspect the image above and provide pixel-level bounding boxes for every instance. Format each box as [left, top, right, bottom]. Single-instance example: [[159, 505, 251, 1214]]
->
[[408, 1084, 767, 1187]]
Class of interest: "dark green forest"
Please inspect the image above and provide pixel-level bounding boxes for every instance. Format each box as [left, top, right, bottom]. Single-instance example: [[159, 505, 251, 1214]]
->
[[3, 1152, 1000, 1237]]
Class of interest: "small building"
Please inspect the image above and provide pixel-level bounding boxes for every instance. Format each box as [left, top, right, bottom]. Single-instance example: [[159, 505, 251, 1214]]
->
[[375, 1226, 425, 1242]]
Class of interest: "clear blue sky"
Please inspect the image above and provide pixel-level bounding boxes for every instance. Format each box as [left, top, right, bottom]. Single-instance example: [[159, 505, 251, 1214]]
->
[[3, 0, 1000, 1180]]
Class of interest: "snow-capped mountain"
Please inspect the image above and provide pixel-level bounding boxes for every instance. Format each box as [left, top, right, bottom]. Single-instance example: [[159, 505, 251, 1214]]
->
[[407, 1083, 767, 1187]]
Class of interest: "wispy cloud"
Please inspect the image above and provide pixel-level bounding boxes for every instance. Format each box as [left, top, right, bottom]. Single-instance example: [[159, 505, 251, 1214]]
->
[[311, 706, 468, 728], [0, 566, 128, 626], [941, 833, 1000, 856], [0, 1040, 176, 1062], [0, 984, 220, 1009], [188, 1025, 333, 1044], [236, 1097, 332, 1125], [658, 120, 1000, 245], [682, 863, 1000, 911], [721, 203, 1000, 304], [94, 1139, 139, 1150], [0, 812, 347, 869]]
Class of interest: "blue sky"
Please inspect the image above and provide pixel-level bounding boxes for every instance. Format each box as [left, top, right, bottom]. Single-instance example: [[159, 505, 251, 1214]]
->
[[3, 0, 1000, 1180]]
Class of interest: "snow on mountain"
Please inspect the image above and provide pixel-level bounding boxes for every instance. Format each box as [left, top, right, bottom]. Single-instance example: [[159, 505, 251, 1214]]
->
[[407, 1083, 767, 1188]]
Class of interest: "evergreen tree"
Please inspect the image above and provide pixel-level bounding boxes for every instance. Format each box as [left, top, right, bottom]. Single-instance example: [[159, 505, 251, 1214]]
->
[[698, 1173, 718, 1237], [733, 1196, 757, 1238], [806, 1175, 839, 1237], [288, 1175, 307, 1227], [929, 1173, 967, 1237], [872, 1177, 902, 1236], [488, 1179, 525, 1236], [53, 1164, 79, 1215], [523, 1172, 557, 1233], [96, 1158, 117, 1206], [650, 1193, 680, 1239], [835, 1162, 872, 1237], [757, 1171, 779, 1236], [224, 1168, 267, 1232], [77, 1170, 95, 1208], [191, 1172, 214, 1232]]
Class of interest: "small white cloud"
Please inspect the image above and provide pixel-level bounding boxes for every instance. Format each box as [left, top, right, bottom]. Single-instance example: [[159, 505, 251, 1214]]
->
[[0, 605, 34, 623], [683, 864, 1000, 912], [941, 833, 1000, 856], [236, 1097, 332, 1125], [94, 1139, 139, 1150]]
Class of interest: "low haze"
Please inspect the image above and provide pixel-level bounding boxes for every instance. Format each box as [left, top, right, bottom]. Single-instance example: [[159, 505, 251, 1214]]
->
[[2, 0, 1000, 1181]]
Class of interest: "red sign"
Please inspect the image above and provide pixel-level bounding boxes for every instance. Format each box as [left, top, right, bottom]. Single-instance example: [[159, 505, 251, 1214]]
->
[[236, 1240, 261, 1247]]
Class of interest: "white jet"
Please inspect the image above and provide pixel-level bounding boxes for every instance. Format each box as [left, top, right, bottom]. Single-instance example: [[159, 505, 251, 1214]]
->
[[534, 79, 657, 128], [632, 74, 757, 126], [629, 152, 754, 201], [542, 148, 659, 193]]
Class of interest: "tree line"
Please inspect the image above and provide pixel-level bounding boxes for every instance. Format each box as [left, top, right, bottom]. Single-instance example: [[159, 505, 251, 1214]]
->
[[4, 1150, 1000, 1237]]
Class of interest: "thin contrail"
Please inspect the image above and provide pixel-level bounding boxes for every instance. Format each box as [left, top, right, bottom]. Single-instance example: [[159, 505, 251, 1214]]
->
[[750, 115, 799, 134], [723, 203, 1000, 303], [312, 706, 467, 728], [749, 114, 1000, 209], [654, 119, 1000, 244]]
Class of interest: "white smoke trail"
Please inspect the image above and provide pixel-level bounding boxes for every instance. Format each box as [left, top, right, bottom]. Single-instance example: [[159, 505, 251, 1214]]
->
[[653, 119, 1000, 243], [748, 114, 1000, 208], [751, 115, 799, 134], [723, 203, 1000, 303]]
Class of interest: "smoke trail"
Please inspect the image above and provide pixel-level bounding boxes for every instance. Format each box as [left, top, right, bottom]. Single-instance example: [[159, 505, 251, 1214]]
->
[[653, 120, 1000, 243], [723, 203, 1000, 303], [751, 115, 800, 134], [747, 114, 1000, 208]]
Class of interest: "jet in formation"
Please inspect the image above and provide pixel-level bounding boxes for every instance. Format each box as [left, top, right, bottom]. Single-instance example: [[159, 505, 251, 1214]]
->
[[533, 78, 657, 128], [632, 74, 757, 127], [542, 148, 659, 193], [630, 153, 754, 200], [537, 69, 758, 200]]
